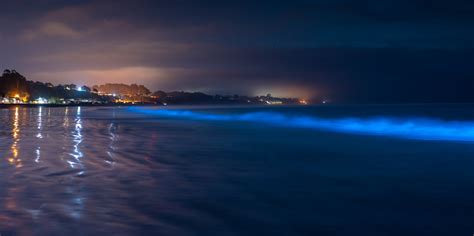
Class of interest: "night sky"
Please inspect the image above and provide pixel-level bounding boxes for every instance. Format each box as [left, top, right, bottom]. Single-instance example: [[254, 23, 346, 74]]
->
[[1, 0, 473, 102]]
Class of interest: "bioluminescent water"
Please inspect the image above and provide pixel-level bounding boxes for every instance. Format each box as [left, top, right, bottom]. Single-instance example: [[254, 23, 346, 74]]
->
[[129, 107, 474, 141]]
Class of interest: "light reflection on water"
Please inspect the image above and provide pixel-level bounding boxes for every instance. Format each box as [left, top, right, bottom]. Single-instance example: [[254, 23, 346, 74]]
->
[[9, 107, 21, 167], [68, 107, 84, 170], [0, 106, 163, 234], [106, 122, 117, 166], [63, 106, 69, 128], [35, 107, 42, 163]]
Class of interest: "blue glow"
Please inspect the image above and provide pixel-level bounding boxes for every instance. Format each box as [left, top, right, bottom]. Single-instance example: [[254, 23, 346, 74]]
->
[[128, 107, 474, 142]]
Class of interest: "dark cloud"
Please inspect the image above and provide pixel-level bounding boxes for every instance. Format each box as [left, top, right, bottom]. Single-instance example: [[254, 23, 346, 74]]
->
[[0, 0, 473, 101]]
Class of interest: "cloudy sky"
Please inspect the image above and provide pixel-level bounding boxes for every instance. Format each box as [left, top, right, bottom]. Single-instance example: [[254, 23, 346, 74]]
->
[[0, 0, 473, 102]]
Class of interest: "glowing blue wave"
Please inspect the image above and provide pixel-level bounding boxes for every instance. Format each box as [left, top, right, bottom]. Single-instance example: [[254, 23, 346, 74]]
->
[[128, 107, 474, 141]]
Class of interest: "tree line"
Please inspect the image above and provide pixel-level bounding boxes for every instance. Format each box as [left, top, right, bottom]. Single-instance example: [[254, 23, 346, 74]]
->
[[0, 69, 105, 101]]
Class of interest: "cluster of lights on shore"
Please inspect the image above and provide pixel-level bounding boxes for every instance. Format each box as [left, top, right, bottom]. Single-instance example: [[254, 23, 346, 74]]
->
[[2, 85, 313, 106], [1, 85, 146, 105], [2, 86, 90, 105]]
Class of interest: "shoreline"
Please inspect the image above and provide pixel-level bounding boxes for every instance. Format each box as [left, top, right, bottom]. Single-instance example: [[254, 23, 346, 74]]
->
[[2, 102, 474, 109], [0, 103, 160, 108]]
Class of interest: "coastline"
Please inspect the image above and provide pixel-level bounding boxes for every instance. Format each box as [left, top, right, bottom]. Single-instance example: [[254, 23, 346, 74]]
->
[[0, 103, 161, 109], [0, 102, 310, 109]]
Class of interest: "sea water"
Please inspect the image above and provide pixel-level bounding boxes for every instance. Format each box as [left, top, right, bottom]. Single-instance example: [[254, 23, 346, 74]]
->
[[0, 105, 474, 235]]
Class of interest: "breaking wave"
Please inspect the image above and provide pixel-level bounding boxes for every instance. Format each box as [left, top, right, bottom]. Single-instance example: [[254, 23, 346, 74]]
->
[[129, 107, 474, 141]]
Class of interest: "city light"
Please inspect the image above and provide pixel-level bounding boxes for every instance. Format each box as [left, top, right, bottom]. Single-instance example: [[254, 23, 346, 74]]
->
[[299, 99, 308, 105], [34, 97, 48, 104]]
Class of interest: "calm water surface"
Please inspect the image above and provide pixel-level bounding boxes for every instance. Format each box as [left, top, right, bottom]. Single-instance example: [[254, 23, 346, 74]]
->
[[1, 105, 474, 235]]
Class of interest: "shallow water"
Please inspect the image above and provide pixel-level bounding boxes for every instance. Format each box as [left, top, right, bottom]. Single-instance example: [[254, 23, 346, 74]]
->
[[1, 105, 474, 235]]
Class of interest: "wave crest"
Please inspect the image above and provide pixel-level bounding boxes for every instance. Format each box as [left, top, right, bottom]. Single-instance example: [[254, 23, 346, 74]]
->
[[129, 107, 474, 141]]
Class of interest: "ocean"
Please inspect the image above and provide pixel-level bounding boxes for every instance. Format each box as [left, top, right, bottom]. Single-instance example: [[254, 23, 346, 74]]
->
[[0, 105, 474, 235]]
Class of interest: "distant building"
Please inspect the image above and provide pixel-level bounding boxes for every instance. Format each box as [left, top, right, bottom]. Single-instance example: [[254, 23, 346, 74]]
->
[[265, 100, 283, 105]]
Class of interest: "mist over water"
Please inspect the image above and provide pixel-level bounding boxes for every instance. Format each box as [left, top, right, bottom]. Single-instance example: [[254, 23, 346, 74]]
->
[[1, 105, 474, 235]]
